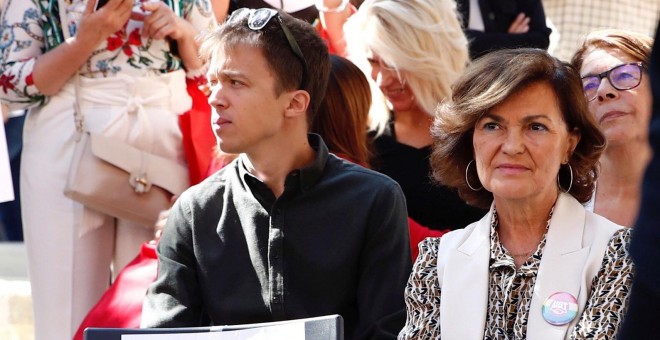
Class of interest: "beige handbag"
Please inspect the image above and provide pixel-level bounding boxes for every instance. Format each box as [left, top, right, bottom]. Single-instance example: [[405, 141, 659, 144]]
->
[[63, 76, 189, 227]]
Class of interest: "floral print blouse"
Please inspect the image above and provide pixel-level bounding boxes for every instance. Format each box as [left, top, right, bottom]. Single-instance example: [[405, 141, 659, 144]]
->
[[0, 0, 213, 109], [399, 210, 634, 339]]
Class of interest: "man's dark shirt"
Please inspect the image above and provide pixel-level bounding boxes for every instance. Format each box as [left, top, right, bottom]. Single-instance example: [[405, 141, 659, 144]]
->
[[142, 134, 412, 339]]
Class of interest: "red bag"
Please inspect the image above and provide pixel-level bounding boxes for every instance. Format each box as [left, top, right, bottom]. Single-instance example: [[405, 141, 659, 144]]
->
[[73, 242, 158, 340]]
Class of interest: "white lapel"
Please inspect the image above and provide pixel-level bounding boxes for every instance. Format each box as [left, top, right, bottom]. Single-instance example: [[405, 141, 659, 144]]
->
[[440, 207, 492, 340], [527, 193, 590, 339]]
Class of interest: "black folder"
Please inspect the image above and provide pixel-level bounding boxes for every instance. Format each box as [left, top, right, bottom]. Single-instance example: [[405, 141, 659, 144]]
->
[[83, 314, 344, 340]]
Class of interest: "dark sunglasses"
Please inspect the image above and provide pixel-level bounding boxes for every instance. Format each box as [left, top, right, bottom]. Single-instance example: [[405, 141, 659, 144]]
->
[[581, 62, 647, 102], [228, 8, 308, 90]]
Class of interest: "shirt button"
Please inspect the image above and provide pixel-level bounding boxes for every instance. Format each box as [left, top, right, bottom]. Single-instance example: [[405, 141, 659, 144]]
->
[[273, 296, 281, 304]]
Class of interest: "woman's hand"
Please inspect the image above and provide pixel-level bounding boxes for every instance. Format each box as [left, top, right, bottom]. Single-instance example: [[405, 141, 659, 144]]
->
[[153, 208, 170, 241], [132, 1, 203, 73], [508, 13, 530, 34], [133, 1, 197, 42], [32, 0, 133, 96], [76, 0, 134, 49]]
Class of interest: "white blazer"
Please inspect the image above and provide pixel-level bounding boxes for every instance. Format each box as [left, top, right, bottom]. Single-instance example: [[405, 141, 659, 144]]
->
[[436, 193, 624, 339]]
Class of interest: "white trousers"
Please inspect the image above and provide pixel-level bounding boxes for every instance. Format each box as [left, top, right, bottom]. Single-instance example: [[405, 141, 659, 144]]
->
[[20, 71, 191, 340]]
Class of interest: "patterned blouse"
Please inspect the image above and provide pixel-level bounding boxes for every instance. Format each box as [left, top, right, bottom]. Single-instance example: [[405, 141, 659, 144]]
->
[[0, 0, 213, 109], [399, 210, 634, 339]]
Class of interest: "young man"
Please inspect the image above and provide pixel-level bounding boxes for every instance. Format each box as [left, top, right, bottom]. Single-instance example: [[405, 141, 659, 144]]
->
[[141, 8, 412, 339]]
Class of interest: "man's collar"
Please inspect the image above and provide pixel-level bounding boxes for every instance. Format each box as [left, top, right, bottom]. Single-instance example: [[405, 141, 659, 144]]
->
[[298, 133, 328, 191], [237, 133, 329, 192]]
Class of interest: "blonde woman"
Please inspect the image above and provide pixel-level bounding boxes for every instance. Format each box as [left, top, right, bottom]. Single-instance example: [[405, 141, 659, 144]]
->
[[345, 0, 486, 232]]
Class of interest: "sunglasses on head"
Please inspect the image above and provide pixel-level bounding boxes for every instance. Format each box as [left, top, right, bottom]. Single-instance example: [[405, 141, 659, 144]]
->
[[228, 8, 309, 90], [581, 62, 647, 102]]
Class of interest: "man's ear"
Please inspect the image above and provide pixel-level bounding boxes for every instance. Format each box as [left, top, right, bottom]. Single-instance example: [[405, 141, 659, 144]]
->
[[284, 90, 310, 118]]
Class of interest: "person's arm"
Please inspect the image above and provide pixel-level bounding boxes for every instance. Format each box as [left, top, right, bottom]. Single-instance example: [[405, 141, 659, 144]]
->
[[398, 238, 443, 339], [1, 104, 8, 123], [317, 0, 354, 56], [570, 228, 634, 338], [354, 180, 411, 339], [210, 0, 230, 24], [618, 24, 660, 339], [137, 0, 211, 77], [141, 191, 205, 327], [466, 0, 550, 58], [33, 0, 134, 95], [0, 0, 132, 109]]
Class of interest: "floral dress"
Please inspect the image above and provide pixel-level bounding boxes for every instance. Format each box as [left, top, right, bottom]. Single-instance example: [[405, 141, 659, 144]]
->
[[0, 0, 213, 109]]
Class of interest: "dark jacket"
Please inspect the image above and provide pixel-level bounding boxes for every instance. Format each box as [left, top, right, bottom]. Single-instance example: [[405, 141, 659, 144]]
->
[[456, 0, 551, 59], [618, 22, 660, 339]]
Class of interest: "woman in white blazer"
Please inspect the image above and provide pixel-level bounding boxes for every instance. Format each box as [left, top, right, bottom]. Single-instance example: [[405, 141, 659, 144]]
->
[[399, 48, 633, 339]]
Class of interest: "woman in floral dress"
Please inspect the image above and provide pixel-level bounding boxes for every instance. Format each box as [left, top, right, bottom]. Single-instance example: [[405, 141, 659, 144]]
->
[[0, 0, 212, 338]]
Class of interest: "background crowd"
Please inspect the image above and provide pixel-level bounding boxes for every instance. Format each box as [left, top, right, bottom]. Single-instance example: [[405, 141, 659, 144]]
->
[[0, 0, 659, 339]]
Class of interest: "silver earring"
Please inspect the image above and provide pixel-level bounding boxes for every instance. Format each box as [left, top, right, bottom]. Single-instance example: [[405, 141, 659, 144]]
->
[[557, 163, 573, 193], [465, 160, 483, 191]]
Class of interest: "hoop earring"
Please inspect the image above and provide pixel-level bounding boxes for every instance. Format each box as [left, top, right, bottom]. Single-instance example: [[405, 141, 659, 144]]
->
[[557, 163, 573, 193], [465, 160, 483, 191]]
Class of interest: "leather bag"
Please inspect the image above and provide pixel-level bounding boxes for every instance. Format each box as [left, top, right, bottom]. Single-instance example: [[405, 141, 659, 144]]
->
[[64, 131, 188, 226], [63, 76, 188, 226]]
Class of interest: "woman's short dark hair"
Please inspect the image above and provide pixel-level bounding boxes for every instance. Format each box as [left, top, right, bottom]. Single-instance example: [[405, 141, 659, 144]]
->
[[431, 48, 606, 209]]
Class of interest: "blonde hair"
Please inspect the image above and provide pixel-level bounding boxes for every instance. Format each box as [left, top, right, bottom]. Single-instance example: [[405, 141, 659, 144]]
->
[[346, 0, 469, 132]]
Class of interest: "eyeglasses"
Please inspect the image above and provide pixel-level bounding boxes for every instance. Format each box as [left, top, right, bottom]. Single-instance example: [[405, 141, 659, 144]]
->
[[228, 8, 308, 90], [581, 62, 647, 102]]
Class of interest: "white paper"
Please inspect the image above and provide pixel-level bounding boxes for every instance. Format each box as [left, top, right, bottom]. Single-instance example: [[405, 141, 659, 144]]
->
[[122, 322, 305, 340], [0, 121, 14, 203]]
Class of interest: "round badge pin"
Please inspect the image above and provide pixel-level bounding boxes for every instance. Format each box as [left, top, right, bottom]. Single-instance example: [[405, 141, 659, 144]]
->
[[542, 292, 578, 325]]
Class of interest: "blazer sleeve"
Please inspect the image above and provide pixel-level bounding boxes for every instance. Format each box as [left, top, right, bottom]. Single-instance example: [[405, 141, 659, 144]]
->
[[467, 0, 551, 59], [398, 237, 443, 339]]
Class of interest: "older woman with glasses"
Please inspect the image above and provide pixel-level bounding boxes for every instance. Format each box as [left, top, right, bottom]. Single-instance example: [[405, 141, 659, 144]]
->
[[572, 29, 653, 227], [399, 48, 633, 339]]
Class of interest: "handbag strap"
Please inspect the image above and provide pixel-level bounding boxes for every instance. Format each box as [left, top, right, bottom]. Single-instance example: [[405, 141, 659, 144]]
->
[[57, 0, 86, 139], [72, 74, 85, 141]]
